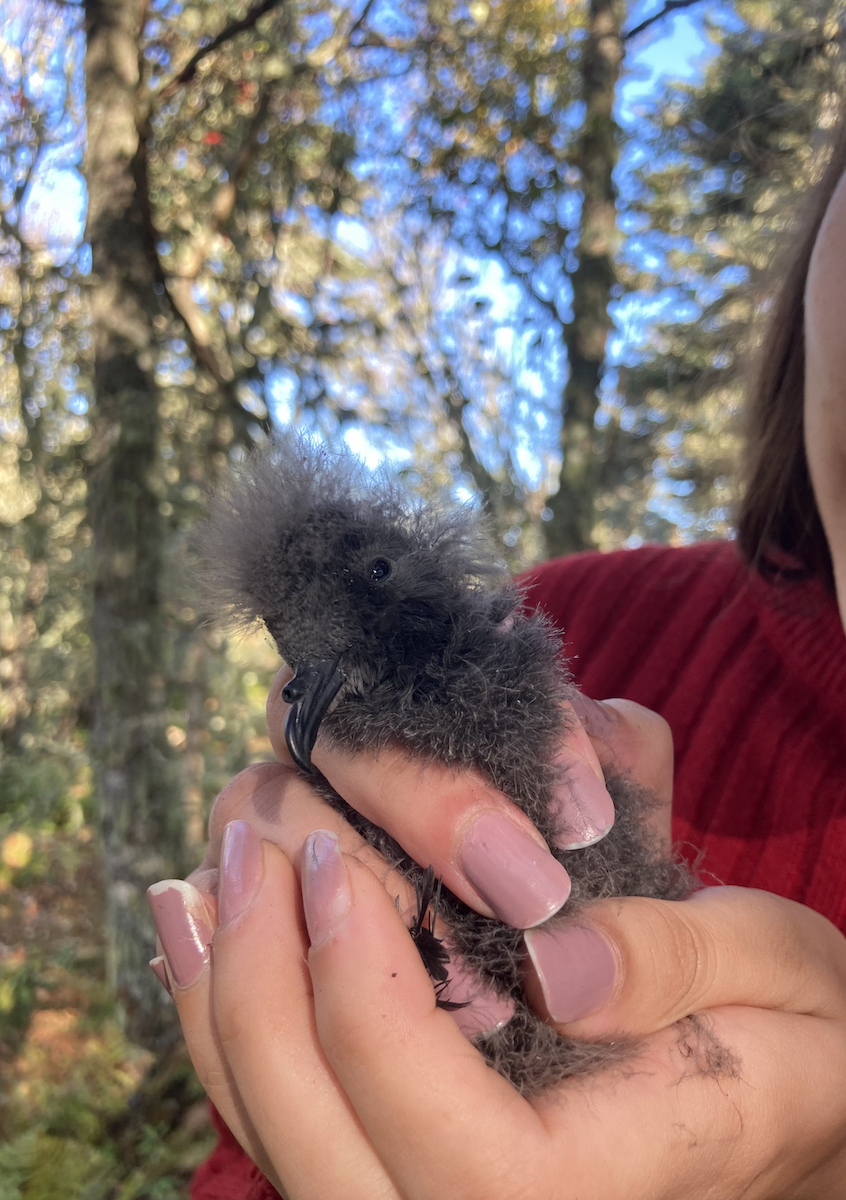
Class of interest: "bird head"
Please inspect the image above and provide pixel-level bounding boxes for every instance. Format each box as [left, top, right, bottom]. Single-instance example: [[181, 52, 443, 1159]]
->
[[197, 435, 508, 770]]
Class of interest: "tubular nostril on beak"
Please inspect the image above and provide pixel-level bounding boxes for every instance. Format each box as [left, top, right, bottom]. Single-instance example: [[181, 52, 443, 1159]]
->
[[282, 676, 308, 704]]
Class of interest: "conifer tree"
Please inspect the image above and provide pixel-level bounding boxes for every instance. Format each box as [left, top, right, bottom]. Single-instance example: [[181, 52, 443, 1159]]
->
[[608, 0, 844, 546]]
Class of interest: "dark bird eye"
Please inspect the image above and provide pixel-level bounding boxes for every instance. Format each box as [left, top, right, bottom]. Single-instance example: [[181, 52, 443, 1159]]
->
[[369, 558, 392, 582]]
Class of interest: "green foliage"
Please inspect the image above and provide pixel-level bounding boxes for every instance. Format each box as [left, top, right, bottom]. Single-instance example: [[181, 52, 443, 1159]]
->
[[0, 752, 81, 826], [0, 1133, 111, 1200], [608, 0, 845, 545], [0, 816, 214, 1197], [140, 0, 600, 549]]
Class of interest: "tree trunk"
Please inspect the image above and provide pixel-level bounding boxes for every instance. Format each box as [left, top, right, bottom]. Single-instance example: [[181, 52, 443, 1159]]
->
[[85, 0, 182, 1046], [544, 0, 624, 557]]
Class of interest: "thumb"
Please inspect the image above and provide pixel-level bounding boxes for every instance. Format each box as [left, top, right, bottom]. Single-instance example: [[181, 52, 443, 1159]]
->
[[523, 887, 846, 1038]]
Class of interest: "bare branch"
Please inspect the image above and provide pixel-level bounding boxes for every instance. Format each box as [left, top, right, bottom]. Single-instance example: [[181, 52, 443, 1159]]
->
[[354, 32, 418, 51], [347, 0, 378, 44], [0, 206, 21, 248], [142, 87, 273, 442], [624, 0, 706, 43], [169, 87, 272, 284], [160, 0, 285, 97], [161, 88, 272, 409], [440, 359, 500, 500]]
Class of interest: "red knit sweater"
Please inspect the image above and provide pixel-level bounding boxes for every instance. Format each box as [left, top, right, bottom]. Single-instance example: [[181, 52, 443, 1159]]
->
[[191, 540, 846, 1200]]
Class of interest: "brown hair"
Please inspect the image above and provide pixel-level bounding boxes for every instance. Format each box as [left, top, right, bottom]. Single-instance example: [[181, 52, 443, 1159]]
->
[[737, 113, 846, 590]]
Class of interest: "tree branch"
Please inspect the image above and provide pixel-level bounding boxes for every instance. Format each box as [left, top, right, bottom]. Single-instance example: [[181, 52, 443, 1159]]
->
[[169, 86, 272, 283], [164, 92, 273, 420], [141, 87, 273, 441], [160, 0, 285, 97], [0, 205, 21, 249], [624, 0, 706, 42], [347, 0, 378, 44]]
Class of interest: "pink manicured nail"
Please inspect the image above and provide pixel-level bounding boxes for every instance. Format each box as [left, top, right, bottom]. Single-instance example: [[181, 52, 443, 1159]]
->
[[219, 820, 263, 927], [551, 759, 615, 849], [301, 830, 351, 948], [437, 953, 516, 1039], [458, 813, 571, 929], [149, 955, 173, 996], [147, 880, 214, 989], [524, 924, 617, 1023], [569, 692, 617, 739]]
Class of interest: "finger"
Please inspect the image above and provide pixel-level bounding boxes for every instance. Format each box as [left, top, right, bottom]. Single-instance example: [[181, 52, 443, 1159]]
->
[[568, 694, 674, 846], [146, 879, 281, 1189], [201, 760, 393, 890], [523, 887, 846, 1037], [300, 834, 846, 1200], [267, 668, 603, 928], [269, 667, 615, 851], [300, 830, 547, 1198], [211, 826, 399, 1200], [200, 769, 517, 1036]]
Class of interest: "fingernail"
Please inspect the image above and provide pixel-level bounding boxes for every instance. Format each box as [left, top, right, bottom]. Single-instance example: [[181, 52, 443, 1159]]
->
[[149, 955, 173, 996], [301, 830, 351, 948], [459, 814, 571, 928], [147, 880, 214, 989], [551, 759, 615, 849], [569, 692, 616, 739], [219, 820, 263, 927], [437, 953, 516, 1039], [524, 924, 617, 1023]]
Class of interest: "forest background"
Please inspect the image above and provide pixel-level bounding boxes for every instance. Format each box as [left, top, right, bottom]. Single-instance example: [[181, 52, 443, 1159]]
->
[[1, 0, 843, 1195]]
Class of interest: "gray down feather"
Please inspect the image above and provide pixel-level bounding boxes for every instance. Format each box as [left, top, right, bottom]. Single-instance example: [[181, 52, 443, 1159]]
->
[[197, 434, 693, 1094]]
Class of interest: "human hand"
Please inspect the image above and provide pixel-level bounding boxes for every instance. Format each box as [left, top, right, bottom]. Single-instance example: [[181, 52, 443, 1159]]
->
[[187, 668, 673, 1029], [150, 819, 846, 1199], [151, 674, 846, 1196], [190, 667, 671, 905], [148, 677, 673, 1179]]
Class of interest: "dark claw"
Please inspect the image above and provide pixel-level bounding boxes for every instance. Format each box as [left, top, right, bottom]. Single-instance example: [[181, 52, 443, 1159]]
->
[[283, 659, 346, 772]]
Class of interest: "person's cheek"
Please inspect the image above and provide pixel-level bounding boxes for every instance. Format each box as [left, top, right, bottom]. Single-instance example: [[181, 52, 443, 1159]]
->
[[805, 171, 846, 630], [804, 327, 846, 631]]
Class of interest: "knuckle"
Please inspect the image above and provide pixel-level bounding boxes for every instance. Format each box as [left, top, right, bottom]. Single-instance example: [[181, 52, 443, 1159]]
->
[[645, 710, 673, 760], [629, 705, 673, 770], [214, 988, 253, 1049], [207, 761, 292, 843], [197, 1058, 234, 1097], [647, 901, 715, 1016], [599, 700, 674, 791]]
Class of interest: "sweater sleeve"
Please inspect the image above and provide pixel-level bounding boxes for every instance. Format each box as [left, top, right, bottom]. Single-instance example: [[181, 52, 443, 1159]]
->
[[190, 1107, 281, 1200], [521, 541, 846, 926]]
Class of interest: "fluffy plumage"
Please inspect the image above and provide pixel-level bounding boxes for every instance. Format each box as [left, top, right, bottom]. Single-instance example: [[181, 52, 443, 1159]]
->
[[197, 434, 692, 1094]]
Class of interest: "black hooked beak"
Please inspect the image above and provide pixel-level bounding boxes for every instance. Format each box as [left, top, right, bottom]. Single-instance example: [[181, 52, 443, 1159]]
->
[[282, 660, 346, 773]]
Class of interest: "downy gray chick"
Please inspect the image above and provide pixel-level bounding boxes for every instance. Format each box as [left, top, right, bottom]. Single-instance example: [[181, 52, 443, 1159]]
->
[[198, 435, 692, 1094]]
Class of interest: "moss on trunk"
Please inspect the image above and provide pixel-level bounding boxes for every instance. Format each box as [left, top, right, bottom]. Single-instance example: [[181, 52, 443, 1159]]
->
[[85, 0, 182, 1047], [545, 0, 624, 557]]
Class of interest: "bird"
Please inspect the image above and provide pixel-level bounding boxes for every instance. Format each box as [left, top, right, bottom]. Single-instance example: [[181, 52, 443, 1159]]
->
[[197, 433, 693, 1094]]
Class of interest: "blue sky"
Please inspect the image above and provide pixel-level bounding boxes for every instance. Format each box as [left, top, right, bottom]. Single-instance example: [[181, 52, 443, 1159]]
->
[[10, 0, 719, 255], [621, 2, 720, 123], [3, 0, 742, 542]]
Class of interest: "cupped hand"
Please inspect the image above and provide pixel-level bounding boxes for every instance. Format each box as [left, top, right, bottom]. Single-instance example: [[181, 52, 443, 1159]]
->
[[190, 667, 673, 926], [150, 821, 846, 1200], [185, 670, 672, 1027]]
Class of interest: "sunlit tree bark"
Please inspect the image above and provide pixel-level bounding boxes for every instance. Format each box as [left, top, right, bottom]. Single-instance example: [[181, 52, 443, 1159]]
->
[[84, 0, 181, 1046], [544, 0, 625, 556]]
